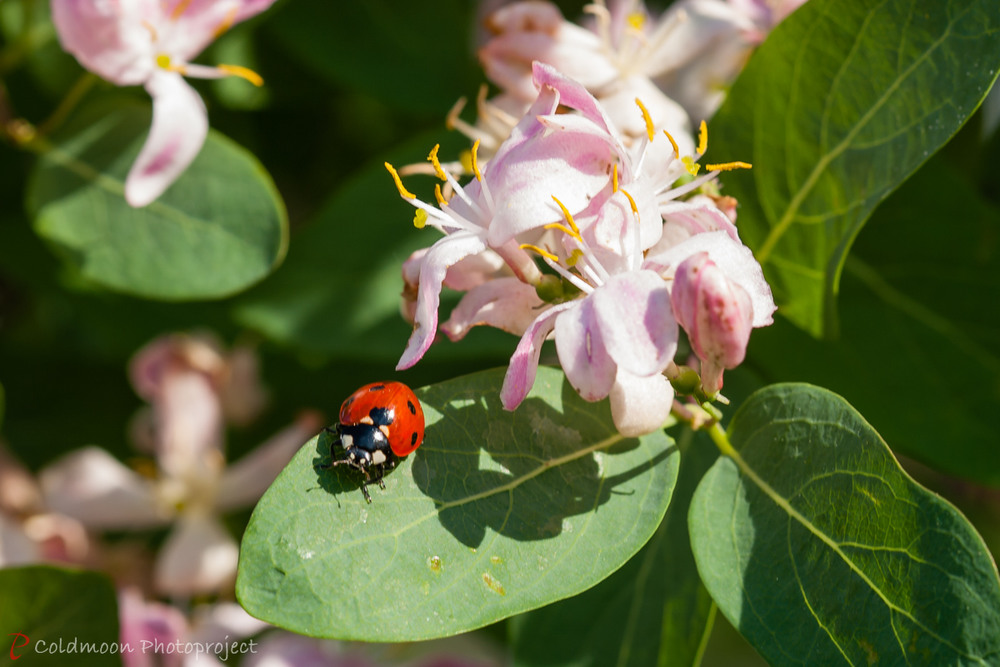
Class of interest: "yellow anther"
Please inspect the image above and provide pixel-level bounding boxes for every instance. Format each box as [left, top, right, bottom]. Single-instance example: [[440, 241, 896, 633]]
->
[[459, 150, 473, 174], [433, 183, 448, 206], [471, 139, 483, 182], [413, 209, 428, 229], [217, 64, 263, 87], [171, 0, 194, 20], [520, 243, 559, 262], [627, 12, 645, 30], [635, 98, 655, 142], [544, 222, 583, 242], [612, 163, 619, 193], [551, 196, 581, 237], [155, 54, 187, 75], [427, 144, 447, 181], [697, 121, 708, 156], [681, 156, 701, 176], [706, 161, 753, 172], [385, 162, 416, 199], [662, 129, 680, 158], [567, 249, 584, 266], [620, 187, 639, 215]]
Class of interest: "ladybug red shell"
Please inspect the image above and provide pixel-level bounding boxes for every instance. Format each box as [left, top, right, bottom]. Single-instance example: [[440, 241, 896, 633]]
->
[[317, 381, 425, 503]]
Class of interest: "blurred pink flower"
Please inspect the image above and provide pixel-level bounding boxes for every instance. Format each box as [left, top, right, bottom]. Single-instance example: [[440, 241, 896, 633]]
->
[[118, 588, 266, 667], [40, 334, 322, 596], [50, 0, 276, 207]]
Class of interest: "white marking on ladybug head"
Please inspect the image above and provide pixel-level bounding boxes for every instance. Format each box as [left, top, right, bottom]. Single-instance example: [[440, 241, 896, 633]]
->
[[359, 415, 374, 425], [341, 433, 354, 449], [379, 425, 391, 438], [372, 450, 387, 465]]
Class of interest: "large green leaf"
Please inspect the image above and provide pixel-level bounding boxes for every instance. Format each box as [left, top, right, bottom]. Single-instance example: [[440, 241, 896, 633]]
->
[[0, 566, 121, 667], [712, 0, 1000, 335], [749, 155, 1000, 485], [510, 429, 718, 667], [236, 366, 679, 640], [689, 384, 1000, 666], [28, 102, 287, 300]]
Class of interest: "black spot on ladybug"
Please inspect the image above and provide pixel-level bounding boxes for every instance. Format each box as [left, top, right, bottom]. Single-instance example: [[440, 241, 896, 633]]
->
[[407, 400, 417, 415], [368, 384, 386, 392], [369, 406, 393, 426], [411, 432, 418, 447]]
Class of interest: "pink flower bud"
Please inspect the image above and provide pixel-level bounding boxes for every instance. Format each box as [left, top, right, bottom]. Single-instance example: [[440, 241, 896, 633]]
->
[[672, 252, 754, 394]]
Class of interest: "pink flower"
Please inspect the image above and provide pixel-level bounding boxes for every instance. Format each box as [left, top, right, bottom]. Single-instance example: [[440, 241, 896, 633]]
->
[[388, 62, 625, 370], [118, 588, 266, 667], [51, 0, 276, 207], [40, 334, 321, 596]]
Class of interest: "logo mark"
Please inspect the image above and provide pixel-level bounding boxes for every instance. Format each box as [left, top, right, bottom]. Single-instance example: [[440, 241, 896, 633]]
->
[[8, 633, 31, 660]]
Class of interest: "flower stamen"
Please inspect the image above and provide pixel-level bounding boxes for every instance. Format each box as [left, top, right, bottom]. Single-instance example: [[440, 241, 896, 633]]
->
[[427, 144, 448, 181], [519, 243, 560, 262], [385, 162, 417, 199], [663, 129, 680, 158], [635, 98, 655, 142], [550, 195, 582, 238], [706, 161, 753, 172], [217, 64, 263, 86], [471, 139, 484, 182], [697, 120, 708, 156]]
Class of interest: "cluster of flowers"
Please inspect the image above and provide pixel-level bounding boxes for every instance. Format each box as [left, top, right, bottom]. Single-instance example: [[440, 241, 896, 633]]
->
[[389, 0, 792, 437]]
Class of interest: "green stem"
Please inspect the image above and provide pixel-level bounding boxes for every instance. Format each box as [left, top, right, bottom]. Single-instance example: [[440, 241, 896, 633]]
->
[[37, 72, 97, 137]]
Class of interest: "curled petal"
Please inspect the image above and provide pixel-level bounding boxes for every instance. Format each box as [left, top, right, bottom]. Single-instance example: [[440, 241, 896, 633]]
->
[[125, 71, 208, 207], [554, 297, 617, 401], [157, 367, 225, 478], [441, 277, 545, 341], [673, 252, 754, 394], [500, 301, 575, 410], [592, 271, 678, 377], [610, 369, 674, 437], [645, 230, 775, 327], [40, 447, 166, 529], [154, 514, 239, 596], [397, 232, 488, 370]]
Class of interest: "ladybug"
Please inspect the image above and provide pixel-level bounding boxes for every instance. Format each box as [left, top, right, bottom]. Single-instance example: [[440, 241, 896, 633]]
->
[[318, 381, 425, 503]]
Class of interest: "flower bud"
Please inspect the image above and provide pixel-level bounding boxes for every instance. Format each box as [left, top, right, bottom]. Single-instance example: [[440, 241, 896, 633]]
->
[[671, 252, 754, 394]]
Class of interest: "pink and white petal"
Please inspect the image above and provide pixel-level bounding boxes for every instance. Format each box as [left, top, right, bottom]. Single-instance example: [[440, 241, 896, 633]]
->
[[443, 249, 507, 291], [40, 447, 166, 529], [554, 297, 617, 401], [609, 369, 674, 437], [441, 277, 545, 341], [118, 588, 188, 667], [50, 0, 157, 85], [216, 412, 324, 512], [592, 271, 677, 376], [154, 514, 239, 596], [125, 71, 208, 208], [397, 231, 488, 370], [644, 231, 775, 327], [163, 0, 278, 60], [157, 368, 225, 478], [658, 198, 740, 243], [500, 301, 577, 410], [188, 602, 270, 646]]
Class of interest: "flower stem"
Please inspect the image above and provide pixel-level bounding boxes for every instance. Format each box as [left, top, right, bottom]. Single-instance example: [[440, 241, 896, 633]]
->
[[37, 72, 98, 137]]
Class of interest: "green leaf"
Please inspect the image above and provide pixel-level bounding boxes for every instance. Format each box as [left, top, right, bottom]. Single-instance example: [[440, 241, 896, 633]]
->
[[510, 430, 718, 667], [749, 155, 1000, 485], [0, 566, 121, 667], [236, 366, 679, 641], [712, 0, 1000, 335], [689, 384, 1000, 666], [28, 101, 288, 300], [265, 0, 477, 115]]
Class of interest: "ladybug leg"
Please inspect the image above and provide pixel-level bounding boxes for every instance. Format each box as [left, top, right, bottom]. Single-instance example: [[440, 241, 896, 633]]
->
[[358, 478, 373, 504]]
